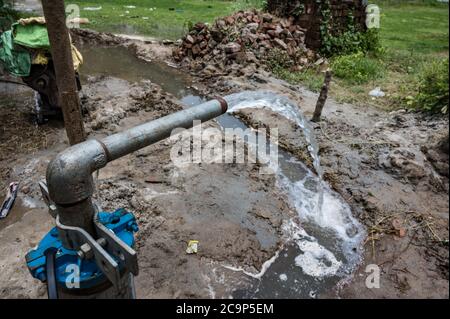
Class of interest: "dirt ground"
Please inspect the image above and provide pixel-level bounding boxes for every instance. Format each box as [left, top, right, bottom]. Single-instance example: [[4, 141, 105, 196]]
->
[[0, 29, 448, 299], [0, 68, 292, 299]]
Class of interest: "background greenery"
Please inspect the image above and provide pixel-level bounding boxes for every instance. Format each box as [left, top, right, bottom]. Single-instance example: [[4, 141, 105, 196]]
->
[[69, 0, 265, 40], [7, 0, 449, 113]]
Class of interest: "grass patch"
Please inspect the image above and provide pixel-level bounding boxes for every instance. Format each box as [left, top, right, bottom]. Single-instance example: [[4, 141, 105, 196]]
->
[[331, 52, 385, 84], [410, 58, 449, 114], [12, 0, 444, 112], [70, 0, 264, 40], [273, 67, 324, 93], [375, 0, 449, 55], [286, 1, 449, 112]]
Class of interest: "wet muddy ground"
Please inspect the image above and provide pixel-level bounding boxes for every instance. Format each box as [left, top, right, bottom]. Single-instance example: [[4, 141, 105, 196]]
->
[[196, 70, 449, 298], [0, 29, 448, 299]]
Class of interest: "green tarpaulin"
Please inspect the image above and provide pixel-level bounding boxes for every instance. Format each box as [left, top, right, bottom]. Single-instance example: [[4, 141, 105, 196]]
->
[[0, 29, 31, 77], [12, 22, 50, 49], [0, 22, 49, 77]]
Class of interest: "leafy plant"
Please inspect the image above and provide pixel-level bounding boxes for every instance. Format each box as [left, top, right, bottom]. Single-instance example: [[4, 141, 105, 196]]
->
[[331, 52, 385, 84], [320, 1, 383, 58], [411, 58, 449, 114]]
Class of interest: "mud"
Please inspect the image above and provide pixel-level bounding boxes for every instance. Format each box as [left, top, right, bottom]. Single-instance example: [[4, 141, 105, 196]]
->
[[0, 29, 448, 299], [203, 75, 449, 299], [0, 40, 292, 298]]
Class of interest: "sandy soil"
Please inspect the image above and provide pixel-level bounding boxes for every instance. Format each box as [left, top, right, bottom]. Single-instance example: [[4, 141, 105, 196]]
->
[[0, 29, 448, 299]]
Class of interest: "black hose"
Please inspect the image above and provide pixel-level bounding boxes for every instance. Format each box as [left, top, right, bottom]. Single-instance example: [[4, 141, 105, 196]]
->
[[44, 247, 59, 299]]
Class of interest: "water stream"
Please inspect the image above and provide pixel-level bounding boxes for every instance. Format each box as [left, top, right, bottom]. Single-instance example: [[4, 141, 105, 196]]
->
[[222, 92, 365, 298], [79, 46, 366, 298]]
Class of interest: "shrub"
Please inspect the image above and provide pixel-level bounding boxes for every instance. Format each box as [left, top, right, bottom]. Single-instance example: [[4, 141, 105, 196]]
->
[[331, 52, 385, 84], [412, 58, 449, 114], [321, 28, 384, 58]]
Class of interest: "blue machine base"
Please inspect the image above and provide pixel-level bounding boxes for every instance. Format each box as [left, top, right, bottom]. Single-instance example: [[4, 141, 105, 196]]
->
[[25, 208, 138, 290]]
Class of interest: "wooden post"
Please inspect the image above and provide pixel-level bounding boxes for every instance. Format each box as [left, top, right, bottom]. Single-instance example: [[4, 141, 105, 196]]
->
[[41, 0, 86, 145], [312, 69, 332, 123]]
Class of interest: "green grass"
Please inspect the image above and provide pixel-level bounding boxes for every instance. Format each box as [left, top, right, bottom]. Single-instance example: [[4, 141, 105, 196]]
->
[[70, 0, 264, 39], [273, 67, 324, 93], [375, 0, 449, 55], [331, 52, 385, 85], [14, 0, 446, 111], [322, 1, 448, 111]]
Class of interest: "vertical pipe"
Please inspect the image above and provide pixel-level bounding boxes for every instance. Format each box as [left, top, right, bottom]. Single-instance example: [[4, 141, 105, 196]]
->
[[312, 70, 332, 123], [41, 0, 86, 145]]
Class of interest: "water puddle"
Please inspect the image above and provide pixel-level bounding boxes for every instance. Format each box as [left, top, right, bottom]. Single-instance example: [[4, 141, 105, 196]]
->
[[78, 45, 365, 298], [78, 46, 193, 98]]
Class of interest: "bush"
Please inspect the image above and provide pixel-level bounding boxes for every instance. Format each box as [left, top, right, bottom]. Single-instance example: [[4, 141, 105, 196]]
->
[[331, 52, 385, 84], [412, 58, 449, 114], [322, 28, 384, 58]]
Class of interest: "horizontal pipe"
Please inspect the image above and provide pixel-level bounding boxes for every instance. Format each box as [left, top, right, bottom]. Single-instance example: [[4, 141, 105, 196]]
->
[[46, 98, 227, 238], [103, 99, 226, 161]]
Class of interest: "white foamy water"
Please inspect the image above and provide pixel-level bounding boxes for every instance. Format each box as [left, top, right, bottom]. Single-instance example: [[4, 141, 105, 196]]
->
[[225, 91, 323, 176], [222, 91, 365, 281]]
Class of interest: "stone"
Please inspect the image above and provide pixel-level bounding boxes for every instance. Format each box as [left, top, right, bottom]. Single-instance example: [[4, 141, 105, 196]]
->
[[186, 35, 194, 44], [194, 22, 206, 31], [224, 42, 242, 54], [246, 22, 259, 33], [225, 16, 235, 25], [192, 44, 201, 56], [273, 38, 287, 50], [262, 13, 273, 23]]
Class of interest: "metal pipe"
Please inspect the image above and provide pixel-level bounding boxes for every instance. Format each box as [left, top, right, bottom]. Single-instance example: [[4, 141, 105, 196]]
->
[[46, 98, 228, 247]]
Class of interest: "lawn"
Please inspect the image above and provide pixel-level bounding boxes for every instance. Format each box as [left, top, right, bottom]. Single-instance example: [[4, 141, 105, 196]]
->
[[70, 0, 262, 39], [329, 0, 449, 110], [280, 0, 449, 111], [375, 0, 449, 55]]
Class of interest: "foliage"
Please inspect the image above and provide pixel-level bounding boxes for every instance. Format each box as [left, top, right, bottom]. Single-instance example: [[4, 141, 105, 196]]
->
[[331, 52, 385, 84], [70, 0, 266, 40], [410, 58, 449, 114], [320, 0, 383, 58]]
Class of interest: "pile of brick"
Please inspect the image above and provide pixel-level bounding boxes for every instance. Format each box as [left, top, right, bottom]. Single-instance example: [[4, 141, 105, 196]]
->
[[173, 9, 319, 74]]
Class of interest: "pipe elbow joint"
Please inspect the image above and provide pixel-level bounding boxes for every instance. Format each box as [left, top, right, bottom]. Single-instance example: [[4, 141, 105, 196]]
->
[[46, 140, 108, 205]]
